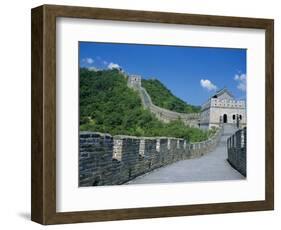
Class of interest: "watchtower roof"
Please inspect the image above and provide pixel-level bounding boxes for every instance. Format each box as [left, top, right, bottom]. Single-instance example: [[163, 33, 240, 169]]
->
[[211, 88, 234, 99]]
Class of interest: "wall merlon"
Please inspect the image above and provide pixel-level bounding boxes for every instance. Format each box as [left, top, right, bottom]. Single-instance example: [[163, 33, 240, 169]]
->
[[79, 128, 222, 186], [227, 128, 247, 177]]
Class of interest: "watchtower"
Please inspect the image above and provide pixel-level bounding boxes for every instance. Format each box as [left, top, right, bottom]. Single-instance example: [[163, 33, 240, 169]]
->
[[128, 75, 141, 89], [199, 88, 246, 129]]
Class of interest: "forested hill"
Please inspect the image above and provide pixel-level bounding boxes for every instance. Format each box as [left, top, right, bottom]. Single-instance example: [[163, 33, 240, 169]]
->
[[142, 79, 200, 113], [79, 68, 210, 142]]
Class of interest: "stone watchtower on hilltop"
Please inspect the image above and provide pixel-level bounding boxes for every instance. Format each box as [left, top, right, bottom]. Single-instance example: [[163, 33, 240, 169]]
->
[[128, 75, 141, 90], [199, 88, 246, 129]]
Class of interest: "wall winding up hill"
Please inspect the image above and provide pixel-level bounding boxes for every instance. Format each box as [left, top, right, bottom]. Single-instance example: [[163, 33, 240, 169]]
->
[[128, 76, 200, 127]]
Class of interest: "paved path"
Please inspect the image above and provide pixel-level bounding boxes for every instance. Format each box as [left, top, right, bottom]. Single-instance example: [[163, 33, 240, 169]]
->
[[127, 125, 244, 185]]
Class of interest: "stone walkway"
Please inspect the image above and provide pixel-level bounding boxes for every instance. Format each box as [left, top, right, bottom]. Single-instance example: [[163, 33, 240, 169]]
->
[[126, 124, 244, 185]]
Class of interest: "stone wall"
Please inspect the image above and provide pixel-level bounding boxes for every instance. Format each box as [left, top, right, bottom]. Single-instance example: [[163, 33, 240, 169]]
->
[[138, 87, 199, 127], [227, 127, 247, 177], [79, 129, 222, 186], [126, 75, 199, 127]]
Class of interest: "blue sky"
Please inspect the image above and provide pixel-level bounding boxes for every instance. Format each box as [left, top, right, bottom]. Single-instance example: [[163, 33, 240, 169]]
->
[[79, 42, 246, 106]]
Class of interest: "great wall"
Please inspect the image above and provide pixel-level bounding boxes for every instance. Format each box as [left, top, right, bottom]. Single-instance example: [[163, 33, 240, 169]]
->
[[127, 75, 200, 127], [79, 129, 222, 186], [79, 74, 247, 186]]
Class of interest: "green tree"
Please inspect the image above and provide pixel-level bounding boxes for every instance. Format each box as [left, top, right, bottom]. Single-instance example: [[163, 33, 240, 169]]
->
[[79, 68, 210, 142]]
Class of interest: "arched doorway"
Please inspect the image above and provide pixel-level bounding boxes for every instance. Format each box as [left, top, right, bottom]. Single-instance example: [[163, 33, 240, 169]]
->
[[223, 114, 227, 123]]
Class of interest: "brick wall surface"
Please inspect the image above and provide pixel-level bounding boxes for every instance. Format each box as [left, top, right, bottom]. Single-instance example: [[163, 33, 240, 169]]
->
[[79, 129, 222, 186], [227, 128, 247, 177]]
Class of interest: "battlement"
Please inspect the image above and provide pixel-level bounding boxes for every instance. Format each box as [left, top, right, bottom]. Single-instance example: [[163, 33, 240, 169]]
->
[[227, 128, 247, 177], [201, 98, 246, 111], [79, 129, 222, 186]]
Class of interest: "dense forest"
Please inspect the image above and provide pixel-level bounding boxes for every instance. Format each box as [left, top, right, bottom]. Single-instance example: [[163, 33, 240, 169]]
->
[[80, 68, 211, 142], [142, 79, 200, 113]]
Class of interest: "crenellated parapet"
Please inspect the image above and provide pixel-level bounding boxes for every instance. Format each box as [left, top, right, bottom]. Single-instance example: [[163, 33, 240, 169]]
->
[[227, 127, 247, 176], [79, 129, 222, 186]]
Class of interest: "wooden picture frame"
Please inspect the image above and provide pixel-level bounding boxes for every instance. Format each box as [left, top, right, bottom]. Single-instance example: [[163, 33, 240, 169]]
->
[[31, 4, 274, 225]]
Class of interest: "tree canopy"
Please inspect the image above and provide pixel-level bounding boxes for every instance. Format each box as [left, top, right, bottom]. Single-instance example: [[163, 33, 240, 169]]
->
[[80, 68, 210, 142]]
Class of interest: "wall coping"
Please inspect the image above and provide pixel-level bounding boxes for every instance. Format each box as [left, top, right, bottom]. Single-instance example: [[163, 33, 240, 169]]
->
[[114, 135, 185, 141], [80, 128, 222, 145], [80, 131, 112, 138]]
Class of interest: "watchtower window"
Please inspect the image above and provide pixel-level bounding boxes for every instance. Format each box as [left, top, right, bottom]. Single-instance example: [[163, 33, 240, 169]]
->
[[233, 114, 236, 120]]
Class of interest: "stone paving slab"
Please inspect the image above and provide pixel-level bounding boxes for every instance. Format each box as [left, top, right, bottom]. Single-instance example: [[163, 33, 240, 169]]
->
[[127, 125, 244, 185]]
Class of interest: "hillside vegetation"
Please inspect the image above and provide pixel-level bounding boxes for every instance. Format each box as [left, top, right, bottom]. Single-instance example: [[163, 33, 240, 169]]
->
[[142, 79, 200, 113], [80, 68, 210, 142]]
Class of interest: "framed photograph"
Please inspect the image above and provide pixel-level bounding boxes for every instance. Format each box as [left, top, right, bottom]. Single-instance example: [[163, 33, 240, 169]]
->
[[31, 4, 274, 225]]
